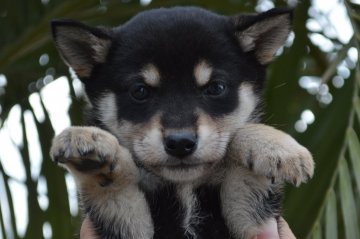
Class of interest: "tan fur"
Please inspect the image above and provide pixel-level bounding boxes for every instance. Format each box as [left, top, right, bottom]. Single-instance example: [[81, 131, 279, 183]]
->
[[194, 110, 231, 163], [221, 166, 274, 239], [91, 35, 111, 64], [96, 92, 230, 182], [50, 126, 154, 239], [228, 123, 314, 186], [234, 14, 291, 64], [194, 60, 213, 86], [94, 81, 313, 187], [220, 123, 314, 238], [141, 64, 161, 87], [50, 123, 314, 238], [50, 9, 311, 239], [217, 82, 259, 131], [55, 27, 111, 78], [50, 75, 314, 239], [177, 184, 199, 238]]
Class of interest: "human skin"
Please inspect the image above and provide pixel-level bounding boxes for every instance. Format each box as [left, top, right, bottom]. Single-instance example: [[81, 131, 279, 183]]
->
[[80, 216, 296, 239]]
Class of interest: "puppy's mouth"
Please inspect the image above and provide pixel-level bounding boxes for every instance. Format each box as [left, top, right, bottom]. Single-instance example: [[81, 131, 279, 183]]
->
[[139, 156, 220, 182], [153, 156, 213, 170], [163, 162, 208, 170]]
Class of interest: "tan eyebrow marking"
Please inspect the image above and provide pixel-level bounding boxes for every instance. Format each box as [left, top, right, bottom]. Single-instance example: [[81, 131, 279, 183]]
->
[[141, 64, 160, 87], [194, 60, 213, 87]]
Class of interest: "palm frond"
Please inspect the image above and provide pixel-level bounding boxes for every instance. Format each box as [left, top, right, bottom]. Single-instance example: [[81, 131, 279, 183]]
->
[[285, 1, 360, 238]]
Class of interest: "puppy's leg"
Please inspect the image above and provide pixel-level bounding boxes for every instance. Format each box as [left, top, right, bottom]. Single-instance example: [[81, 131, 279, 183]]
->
[[221, 166, 282, 239], [50, 126, 153, 239], [228, 123, 314, 186]]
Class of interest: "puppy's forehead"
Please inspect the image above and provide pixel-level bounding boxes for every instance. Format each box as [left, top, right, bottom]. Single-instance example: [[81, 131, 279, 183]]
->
[[115, 7, 234, 68], [109, 7, 263, 90], [140, 60, 214, 88]]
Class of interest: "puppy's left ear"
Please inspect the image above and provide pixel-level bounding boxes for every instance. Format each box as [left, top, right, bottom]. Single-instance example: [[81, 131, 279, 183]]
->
[[232, 8, 293, 65], [51, 20, 112, 79]]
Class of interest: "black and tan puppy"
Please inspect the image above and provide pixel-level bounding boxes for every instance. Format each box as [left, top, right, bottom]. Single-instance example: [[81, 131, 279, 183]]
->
[[50, 7, 314, 239]]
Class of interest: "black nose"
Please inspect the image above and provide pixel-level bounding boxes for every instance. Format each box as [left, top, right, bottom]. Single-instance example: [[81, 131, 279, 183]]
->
[[164, 132, 197, 158]]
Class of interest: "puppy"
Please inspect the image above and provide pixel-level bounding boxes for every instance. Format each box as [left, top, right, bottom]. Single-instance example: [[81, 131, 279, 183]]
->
[[50, 7, 314, 239]]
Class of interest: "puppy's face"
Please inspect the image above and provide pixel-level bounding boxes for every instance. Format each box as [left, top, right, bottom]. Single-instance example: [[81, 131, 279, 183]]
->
[[52, 7, 292, 182]]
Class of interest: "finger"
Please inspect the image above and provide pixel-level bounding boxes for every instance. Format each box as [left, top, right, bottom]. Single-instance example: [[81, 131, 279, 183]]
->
[[80, 216, 99, 239], [251, 218, 280, 239], [278, 217, 296, 239]]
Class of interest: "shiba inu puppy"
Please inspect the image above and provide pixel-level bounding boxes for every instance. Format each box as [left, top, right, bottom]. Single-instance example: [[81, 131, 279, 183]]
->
[[50, 7, 314, 239]]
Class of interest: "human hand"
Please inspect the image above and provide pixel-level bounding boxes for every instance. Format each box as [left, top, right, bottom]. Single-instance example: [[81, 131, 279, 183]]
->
[[80, 216, 296, 239], [251, 217, 296, 239]]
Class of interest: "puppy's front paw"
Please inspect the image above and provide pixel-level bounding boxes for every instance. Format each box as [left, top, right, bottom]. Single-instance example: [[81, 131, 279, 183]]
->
[[50, 126, 136, 186], [229, 124, 314, 186], [51, 126, 119, 171]]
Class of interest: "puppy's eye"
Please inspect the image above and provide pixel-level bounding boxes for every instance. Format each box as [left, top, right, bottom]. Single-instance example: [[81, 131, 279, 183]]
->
[[130, 84, 151, 102], [203, 81, 227, 97]]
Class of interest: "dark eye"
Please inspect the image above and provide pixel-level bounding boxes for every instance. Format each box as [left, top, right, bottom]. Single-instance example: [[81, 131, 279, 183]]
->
[[130, 84, 151, 102], [203, 81, 227, 97]]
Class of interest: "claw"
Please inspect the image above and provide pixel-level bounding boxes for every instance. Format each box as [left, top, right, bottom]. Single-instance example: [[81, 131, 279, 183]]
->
[[78, 147, 94, 157], [53, 156, 60, 164], [53, 150, 65, 164], [98, 153, 107, 162], [266, 174, 276, 184], [292, 177, 300, 187], [246, 150, 254, 170]]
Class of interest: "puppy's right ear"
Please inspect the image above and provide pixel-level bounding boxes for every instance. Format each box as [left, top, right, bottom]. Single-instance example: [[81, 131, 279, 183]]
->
[[51, 20, 112, 78], [231, 8, 293, 65]]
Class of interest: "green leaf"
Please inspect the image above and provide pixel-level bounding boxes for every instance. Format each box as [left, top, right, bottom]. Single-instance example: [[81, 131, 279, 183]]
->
[[283, 66, 355, 238], [312, 223, 322, 239], [339, 158, 360, 239], [355, 98, 360, 126], [347, 128, 360, 192], [325, 189, 338, 239]]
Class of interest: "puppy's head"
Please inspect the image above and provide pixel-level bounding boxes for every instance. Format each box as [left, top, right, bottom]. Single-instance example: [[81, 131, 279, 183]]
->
[[51, 7, 292, 182]]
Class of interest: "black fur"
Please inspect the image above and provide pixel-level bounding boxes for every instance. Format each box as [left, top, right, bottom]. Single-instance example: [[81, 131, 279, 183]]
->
[[53, 7, 267, 126], [88, 208, 125, 239], [145, 184, 190, 239], [143, 183, 233, 239], [194, 186, 234, 239], [51, 6, 293, 239]]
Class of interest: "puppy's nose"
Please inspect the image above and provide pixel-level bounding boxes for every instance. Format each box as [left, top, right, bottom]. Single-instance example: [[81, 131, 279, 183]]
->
[[164, 132, 197, 158]]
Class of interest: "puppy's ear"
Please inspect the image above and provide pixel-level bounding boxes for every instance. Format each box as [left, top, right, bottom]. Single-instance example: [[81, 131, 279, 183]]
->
[[51, 20, 112, 78], [231, 8, 293, 65]]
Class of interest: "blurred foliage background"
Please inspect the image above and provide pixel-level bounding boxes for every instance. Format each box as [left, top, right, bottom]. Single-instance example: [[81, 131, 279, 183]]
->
[[0, 0, 359, 238]]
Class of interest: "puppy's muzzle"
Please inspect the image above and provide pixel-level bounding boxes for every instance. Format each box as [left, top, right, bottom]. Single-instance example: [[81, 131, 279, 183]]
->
[[164, 132, 197, 158]]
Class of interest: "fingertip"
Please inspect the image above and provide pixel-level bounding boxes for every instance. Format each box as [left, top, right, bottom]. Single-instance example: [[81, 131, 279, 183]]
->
[[278, 217, 296, 239], [256, 218, 280, 239], [80, 216, 99, 239]]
